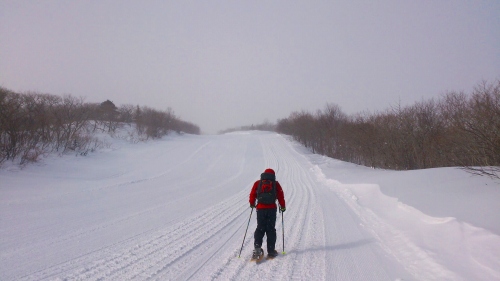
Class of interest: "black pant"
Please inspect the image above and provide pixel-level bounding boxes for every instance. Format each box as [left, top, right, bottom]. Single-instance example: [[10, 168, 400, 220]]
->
[[254, 208, 277, 252]]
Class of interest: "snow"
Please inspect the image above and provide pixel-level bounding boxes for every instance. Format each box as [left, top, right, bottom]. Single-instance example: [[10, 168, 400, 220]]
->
[[1, 131, 499, 281]]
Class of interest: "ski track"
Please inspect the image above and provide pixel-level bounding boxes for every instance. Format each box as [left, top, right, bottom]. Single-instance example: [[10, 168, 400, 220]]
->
[[3, 132, 418, 280], [2, 140, 216, 262]]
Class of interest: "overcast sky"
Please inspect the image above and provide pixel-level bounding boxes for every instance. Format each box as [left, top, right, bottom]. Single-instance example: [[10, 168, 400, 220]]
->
[[1, 1, 499, 134]]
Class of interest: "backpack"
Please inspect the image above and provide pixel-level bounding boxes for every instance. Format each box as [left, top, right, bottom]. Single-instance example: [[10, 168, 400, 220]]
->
[[257, 180, 277, 204]]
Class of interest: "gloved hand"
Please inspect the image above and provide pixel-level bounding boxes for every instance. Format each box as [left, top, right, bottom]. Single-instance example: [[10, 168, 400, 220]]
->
[[280, 207, 286, 212], [250, 204, 256, 208]]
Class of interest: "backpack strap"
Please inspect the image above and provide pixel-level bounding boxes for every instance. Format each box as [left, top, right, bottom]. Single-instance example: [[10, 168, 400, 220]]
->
[[272, 181, 276, 198], [257, 180, 262, 194]]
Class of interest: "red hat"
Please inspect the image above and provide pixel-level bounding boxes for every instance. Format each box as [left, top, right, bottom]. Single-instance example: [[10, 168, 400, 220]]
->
[[264, 168, 275, 174]]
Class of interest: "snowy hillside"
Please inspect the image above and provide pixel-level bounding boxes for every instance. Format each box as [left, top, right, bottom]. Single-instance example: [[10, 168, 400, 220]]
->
[[1, 131, 499, 281]]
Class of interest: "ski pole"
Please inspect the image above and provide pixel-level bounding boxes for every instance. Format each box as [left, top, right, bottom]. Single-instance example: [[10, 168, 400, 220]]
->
[[238, 207, 254, 258], [281, 208, 285, 254]]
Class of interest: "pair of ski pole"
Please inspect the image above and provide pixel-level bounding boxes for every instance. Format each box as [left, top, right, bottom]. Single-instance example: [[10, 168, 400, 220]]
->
[[238, 206, 285, 258]]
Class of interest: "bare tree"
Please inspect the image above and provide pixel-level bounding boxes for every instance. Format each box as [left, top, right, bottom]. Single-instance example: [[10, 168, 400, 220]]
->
[[460, 81, 500, 178], [51, 95, 92, 152]]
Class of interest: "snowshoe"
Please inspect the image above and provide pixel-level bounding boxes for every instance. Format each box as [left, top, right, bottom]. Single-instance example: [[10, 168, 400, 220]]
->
[[251, 247, 264, 262]]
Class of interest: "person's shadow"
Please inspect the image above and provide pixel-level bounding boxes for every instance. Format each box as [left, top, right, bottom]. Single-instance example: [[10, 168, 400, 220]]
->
[[291, 239, 373, 254]]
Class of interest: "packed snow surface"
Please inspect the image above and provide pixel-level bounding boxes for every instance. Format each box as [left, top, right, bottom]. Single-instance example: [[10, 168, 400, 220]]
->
[[1, 131, 499, 280]]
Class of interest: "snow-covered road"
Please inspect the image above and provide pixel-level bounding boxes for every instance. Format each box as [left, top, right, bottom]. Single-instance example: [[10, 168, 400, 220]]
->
[[1, 132, 499, 280]]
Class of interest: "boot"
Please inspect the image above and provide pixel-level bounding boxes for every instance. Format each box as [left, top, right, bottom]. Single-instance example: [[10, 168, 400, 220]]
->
[[252, 247, 264, 260], [267, 249, 279, 258]]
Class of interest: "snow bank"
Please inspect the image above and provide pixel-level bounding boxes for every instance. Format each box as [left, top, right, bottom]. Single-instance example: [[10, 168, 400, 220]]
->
[[312, 165, 500, 280]]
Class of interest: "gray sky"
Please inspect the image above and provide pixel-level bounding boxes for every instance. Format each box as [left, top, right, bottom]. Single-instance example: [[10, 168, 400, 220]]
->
[[1, 1, 499, 134]]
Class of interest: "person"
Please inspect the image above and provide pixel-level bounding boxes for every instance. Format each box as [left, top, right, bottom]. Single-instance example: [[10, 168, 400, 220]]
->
[[249, 168, 286, 259]]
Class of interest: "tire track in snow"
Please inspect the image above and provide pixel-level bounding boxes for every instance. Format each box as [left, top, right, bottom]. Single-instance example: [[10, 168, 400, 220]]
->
[[21, 188, 250, 281], [138, 148, 253, 281], [2, 139, 215, 261], [16, 135, 258, 281], [268, 137, 326, 281], [189, 134, 327, 281], [7, 132, 415, 280]]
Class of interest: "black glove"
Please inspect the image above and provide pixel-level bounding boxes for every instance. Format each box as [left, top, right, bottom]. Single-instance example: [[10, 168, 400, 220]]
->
[[250, 204, 256, 208], [280, 207, 286, 212]]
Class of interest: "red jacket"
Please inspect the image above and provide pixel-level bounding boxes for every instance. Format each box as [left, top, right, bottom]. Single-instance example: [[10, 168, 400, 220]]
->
[[249, 180, 286, 209]]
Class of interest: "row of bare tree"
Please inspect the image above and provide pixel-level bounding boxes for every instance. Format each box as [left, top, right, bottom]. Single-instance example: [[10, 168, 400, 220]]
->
[[0, 88, 200, 165], [276, 80, 500, 179]]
